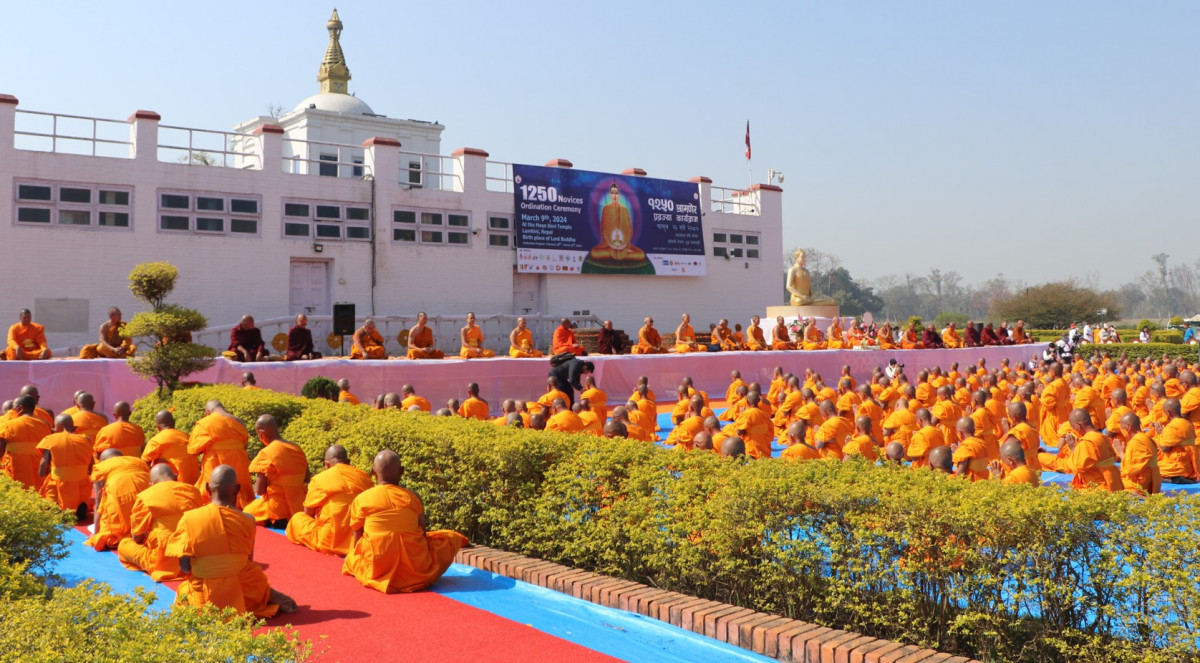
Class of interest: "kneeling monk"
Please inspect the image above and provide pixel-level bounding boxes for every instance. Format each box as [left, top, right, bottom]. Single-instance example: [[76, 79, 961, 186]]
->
[[117, 463, 204, 581], [165, 465, 296, 616], [343, 450, 468, 593], [243, 415, 310, 526], [286, 445, 373, 556]]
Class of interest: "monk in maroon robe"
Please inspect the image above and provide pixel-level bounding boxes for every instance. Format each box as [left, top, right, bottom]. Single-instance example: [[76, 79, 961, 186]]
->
[[228, 315, 268, 362], [980, 323, 1000, 346], [964, 322, 981, 348], [285, 314, 321, 361], [922, 327, 945, 349]]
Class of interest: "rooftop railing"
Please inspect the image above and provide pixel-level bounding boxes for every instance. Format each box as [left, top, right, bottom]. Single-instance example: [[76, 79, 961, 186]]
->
[[281, 138, 369, 178], [709, 186, 760, 215], [13, 110, 132, 158], [399, 151, 461, 192], [158, 125, 261, 169], [485, 160, 514, 193]]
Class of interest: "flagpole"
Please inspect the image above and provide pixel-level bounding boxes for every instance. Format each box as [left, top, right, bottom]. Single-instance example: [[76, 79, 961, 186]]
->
[[745, 120, 752, 189]]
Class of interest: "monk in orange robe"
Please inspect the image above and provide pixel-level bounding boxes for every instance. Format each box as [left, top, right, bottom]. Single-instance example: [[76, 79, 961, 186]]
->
[[6, 385, 53, 426], [668, 398, 707, 450], [165, 465, 296, 616], [843, 416, 879, 461], [781, 420, 821, 461], [117, 463, 204, 581], [71, 392, 109, 444], [507, 316, 543, 358], [286, 445, 373, 556], [343, 450, 468, 593], [1001, 401, 1041, 473], [801, 318, 827, 350], [336, 379, 361, 405], [1062, 409, 1122, 491], [907, 409, 945, 468], [79, 307, 136, 359], [188, 400, 255, 508], [734, 392, 775, 459], [674, 313, 707, 353], [1114, 412, 1160, 496], [459, 312, 496, 358], [400, 385, 432, 412], [629, 317, 664, 354], [575, 401, 603, 435], [244, 415, 310, 525], [1, 395, 53, 489], [1010, 320, 1033, 344], [458, 383, 490, 420], [714, 319, 741, 351], [546, 399, 585, 433], [350, 318, 387, 359], [93, 402, 145, 459], [900, 323, 923, 350], [941, 323, 962, 349], [876, 323, 896, 350], [952, 418, 990, 481], [825, 318, 847, 350], [405, 311, 445, 359], [580, 376, 607, 417], [548, 318, 584, 356], [6, 309, 51, 360], [771, 316, 796, 350], [84, 449, 151, 551], [988, 440, 1041, 486], [142, 410, 200, 486], [37, 413, 94, 519], [1039, 363, 1071, 448], [746, 316, 768, 351], [1156, 398, 1198, 483], [589, 183, 645, 262], [846, 319, 870, 347]]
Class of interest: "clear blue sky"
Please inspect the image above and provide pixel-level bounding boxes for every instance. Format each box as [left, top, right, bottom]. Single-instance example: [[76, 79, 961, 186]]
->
[[5, 1, 1197, 288]]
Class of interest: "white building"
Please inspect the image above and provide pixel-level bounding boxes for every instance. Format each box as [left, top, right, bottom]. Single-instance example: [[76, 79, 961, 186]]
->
[[0, 10, 783, 355]]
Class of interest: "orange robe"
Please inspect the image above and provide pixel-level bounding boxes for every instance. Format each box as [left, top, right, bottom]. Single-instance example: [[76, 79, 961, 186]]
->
[[552, 327, 585, 355], [876, 328, 896, 350], [165, 503, 279, 617], [1156, 418, 1198, 481], [244, 441, 309, 523], [546, 410, 585, 433], [716, 328, 740, 351], [1038, 379, 1071, 447], [580, 387, 607, 417], [142, 428, 201, 486], [6, 321, 48, 360], [631, 326, 664, 354], [458, 396, 490, 420], [94, 421, 146, 459], [188, 413, 255, 507], [942, 328, 962, 349], [401, 395, 432, 412], [577, 410, 603, 435], [746, 325, 767, 351], [460, 326, 496, 358], [907, 425, 946, 468], [116, 480, 204, 581], [1, 414, 52, 489], [800, 325, 827, 351], [508, 328, 543, 358], [843, 434, 878, 461], [5, 406, 53, 427], [1121, 431, 1161, 496], [351, 328, 386, 359], [674, 324, 706, 353], [72, 410, 109, 444], [36, 431, 93, 512], [900, 330, 922, 350], [668, 415, 705, 450], [931, 400, 963, 446], [84, 456, 150, 550], [80, 322, 136, 359], [1001, 465, 1041, 486], [407, 326, 445, 359], [342, 484, 469, 593], [814, 416, 852, 460], [339, 390, 361, 405], [286, 463, 374, 556], [1067, 431, 1122, 491], [952, 436, 990, 481], [826, 324, 847, 350], [1002, 422, 1042, 473], [735, 407, 775, 459]]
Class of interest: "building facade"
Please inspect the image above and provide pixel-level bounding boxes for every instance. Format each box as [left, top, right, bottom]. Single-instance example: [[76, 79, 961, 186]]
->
[[0, 11, 783, 354]]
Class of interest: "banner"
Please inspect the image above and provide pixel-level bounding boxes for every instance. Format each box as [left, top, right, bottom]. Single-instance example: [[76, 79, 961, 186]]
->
[[513, 165, 706, 276]]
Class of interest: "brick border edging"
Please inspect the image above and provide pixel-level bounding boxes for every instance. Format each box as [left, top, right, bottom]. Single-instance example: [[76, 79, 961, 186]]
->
[[453, 546, 981, 663]]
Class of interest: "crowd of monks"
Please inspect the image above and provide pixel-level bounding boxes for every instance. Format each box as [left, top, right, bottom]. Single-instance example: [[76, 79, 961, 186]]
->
[[0, 387, 469, 619]]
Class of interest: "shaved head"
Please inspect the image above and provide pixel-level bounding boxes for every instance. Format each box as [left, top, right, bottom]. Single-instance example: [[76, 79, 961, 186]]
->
[[928, 446, 954, 473], [885, 441, 906, 462], [53, 413, 75, 432], [999, 440, 1026, 463], [255, 414, 279, 437], [325, 444, 349, 464], [149, 463, 177, 484], [99, 448, 123, 461], [720, 436, 746, 458], [373, 450, 403, 484], [155, 410, 175, 428]]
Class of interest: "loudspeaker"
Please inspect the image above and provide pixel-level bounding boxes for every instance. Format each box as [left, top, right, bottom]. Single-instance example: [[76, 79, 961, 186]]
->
[[332, 303, 356, 335]]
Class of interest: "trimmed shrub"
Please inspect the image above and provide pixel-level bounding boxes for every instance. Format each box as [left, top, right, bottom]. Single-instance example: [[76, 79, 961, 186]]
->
[[1170, 316, 1185, 327], [0, 476, 75, 576], [1137, 319, 1161, 333], [0, 581, 312, 662], [1151, 329, 1184, 345], [933, 312, 968, 328], [300, 375, 340, 400], [132, 385, 306, 458], [1075, 343, 1198, 363]]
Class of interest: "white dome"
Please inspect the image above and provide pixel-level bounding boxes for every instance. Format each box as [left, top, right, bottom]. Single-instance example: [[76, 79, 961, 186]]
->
[[293, 92, 375, 115]]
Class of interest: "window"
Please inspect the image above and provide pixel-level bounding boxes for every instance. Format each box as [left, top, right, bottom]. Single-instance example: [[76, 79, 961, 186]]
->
[[14, 180, 133, 230], [487, 215, 512, 248], [156, 191, 260, 236], [404, 161, 422, 187], [392, 207, 471, 246], [281, 199, 371, 241], [319, 154, 338, 178], [712, 229, 761, 260]]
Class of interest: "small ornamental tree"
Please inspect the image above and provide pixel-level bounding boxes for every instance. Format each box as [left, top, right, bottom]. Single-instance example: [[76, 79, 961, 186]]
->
[[123, 262, 215, 395]]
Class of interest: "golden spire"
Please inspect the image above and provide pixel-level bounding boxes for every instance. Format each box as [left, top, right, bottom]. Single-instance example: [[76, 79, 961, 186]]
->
[[317, 9, 351, 94]]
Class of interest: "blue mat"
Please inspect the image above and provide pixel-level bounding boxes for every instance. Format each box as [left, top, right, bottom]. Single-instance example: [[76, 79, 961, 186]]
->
[[48, 528, 176, 612]]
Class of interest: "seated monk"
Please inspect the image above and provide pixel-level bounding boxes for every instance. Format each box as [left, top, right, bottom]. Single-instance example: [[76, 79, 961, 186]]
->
[[922, 326, 945, 349], [942, 323, 962, 349], [343, 450, 469, 593], [963, 321, 981, 348], [337, 379, 361, 405], [142, 410, 200, 485], [458, 383, 490, 420], [80, 307, 136, 359], [674, 313, 707, 353], [552, 318, 586, 355], [351, 318, 387, 359], [1, 395, 53, 488], [597, 320, 623, 354], [980, 323, 1000, 346], [987, 440, 1041, 487], [900, 323, 923, 350], [84, 449, 151, 551], [826, 318, 847, 350], [846, 319, 869, 347], [715, 319, 741, 351], [9, 385, 52, 426], [37, 414, 94, 520], [996, 322, 1015, 345], [732, 324, 746, 348], [801, 318, 827, 350], [1011, 320, 1033, 344], [285, 313, 322, 360], [458, 312, 496, 360], [6, 308, 51, 360], [286, 445, 374, 556], [771, 316, 796, 350], [94, 402, 145, 459], [400, 385, 432, 412], [1113, 412, 1161, 496], [580, 376, 607, 417], [407, 312, 445, 359], [117, 463, 204, 581], [508, 316, 543, 358], [165, 465, 297, 616], [746, 316, 768, 351], [546, 399, 585, 433], [589, 182, 646, 262], [876, 323, 896, 350], [1061, 408, 1122, 491], [631, 317, 665, 354], [228, 315, 268, 362], [189, 400, 255, 508], [244, 415, 310, 526]]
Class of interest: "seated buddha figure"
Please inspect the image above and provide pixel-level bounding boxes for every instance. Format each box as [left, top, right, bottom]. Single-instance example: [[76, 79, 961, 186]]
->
[[785, 249, 837, 307], [589, 184, 646, 263]]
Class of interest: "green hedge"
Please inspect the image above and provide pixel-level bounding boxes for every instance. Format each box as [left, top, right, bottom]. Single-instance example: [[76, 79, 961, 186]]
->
[[1075, 343, 1198, 362], [139, 386, 1200, 662], [1151, 329, 1184, 344]]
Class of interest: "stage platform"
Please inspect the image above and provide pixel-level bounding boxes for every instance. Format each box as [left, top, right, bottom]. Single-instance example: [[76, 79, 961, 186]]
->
[[0, 343, 1049, 415]]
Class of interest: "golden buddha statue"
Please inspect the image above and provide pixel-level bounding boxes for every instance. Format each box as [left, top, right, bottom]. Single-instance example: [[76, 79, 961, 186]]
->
[[786, 248, 836, 306], [589, 183, 646, 262]]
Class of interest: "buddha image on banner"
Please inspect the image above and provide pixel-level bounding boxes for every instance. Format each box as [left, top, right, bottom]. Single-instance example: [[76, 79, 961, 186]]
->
[[513, 164, 706, 276]]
